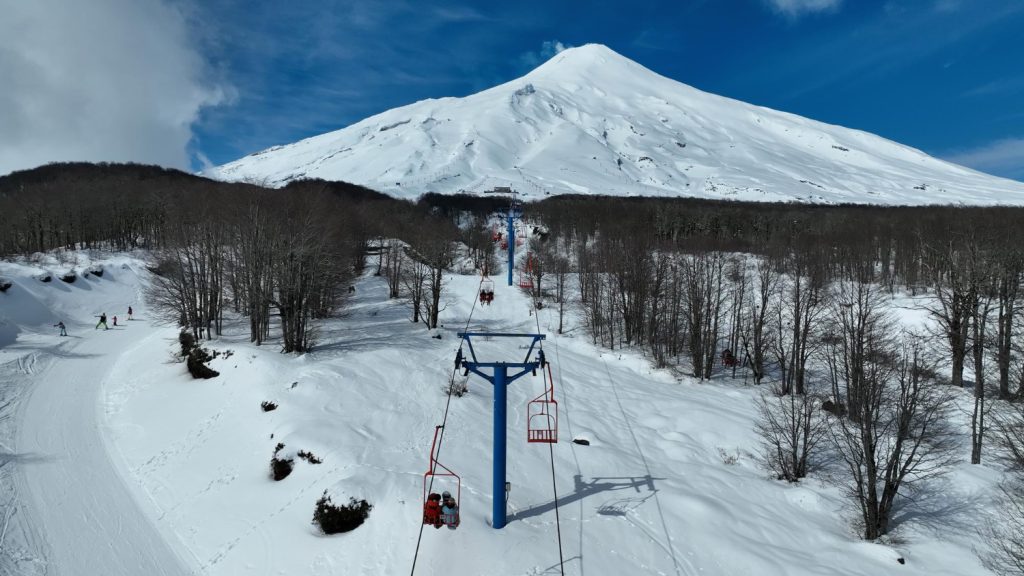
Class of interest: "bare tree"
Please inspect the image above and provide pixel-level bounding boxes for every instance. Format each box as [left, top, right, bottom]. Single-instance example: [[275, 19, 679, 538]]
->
[[681, 251, 727, 380], [826, 311, 956, 540], [746, 256, 780, 385], [924, 240, 975, 388], [400, 250, 429, 323], [994, 250, 1023, 400], [772, 254, 828, 395], [985, 398, 1024, 575], [755, 387, 827, 482]]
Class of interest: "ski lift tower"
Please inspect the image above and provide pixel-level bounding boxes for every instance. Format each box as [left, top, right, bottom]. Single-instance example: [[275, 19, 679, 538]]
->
[[500, 192, 523, 286], [456, 331, 545, 529]]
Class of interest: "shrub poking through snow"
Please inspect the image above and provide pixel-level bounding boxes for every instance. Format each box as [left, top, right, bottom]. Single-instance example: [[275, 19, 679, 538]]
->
[[261, 401, 278, 412], [177, 330, 219, 378], [187, 346, 220, 379], [179, 330, 196, 357], [86, 265, 104, 277], [59, 271, 76, 283], [312, 491, 371, 534], [271, 443, 294, 481], [0, 278, 11, 292], [37, 273, 52, 283], [298, 450, 322, 464]]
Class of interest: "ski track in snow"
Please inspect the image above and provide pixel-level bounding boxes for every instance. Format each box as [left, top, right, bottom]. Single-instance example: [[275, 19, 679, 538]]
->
[[9, 324, 196, 576], [0, 257, 197, 576]]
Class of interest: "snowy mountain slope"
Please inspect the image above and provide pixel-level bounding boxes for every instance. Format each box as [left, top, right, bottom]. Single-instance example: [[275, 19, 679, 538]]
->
[[208, 44, 1024, 205]]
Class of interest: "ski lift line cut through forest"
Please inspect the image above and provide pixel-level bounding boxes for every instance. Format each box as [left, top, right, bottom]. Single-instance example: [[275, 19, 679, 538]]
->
[[409, 274, 485, 576]]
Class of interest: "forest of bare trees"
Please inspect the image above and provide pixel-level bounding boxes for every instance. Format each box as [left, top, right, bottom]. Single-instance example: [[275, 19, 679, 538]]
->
[[0, 163, 462, 352], [519, 194, 1024, 557]]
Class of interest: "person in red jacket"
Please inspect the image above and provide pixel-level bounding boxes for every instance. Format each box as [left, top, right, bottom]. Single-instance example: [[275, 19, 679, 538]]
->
[[423, 492, 443, 528]]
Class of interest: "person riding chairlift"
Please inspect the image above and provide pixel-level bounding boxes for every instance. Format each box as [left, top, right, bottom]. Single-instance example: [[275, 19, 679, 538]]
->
[[440, 491, 459, 530], [423, 492, 443, 529]]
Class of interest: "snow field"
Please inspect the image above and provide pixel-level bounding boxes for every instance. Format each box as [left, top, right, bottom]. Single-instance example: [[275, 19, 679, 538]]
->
[[0, 248, 1008, 575]]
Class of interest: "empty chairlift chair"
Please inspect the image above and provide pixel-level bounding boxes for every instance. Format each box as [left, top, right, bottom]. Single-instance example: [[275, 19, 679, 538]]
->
[[518, 252, 535, 290], [527, 363, 558, 443]]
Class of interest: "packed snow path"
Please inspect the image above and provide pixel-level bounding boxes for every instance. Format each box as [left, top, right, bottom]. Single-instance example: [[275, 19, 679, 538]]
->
[[0, 260, 196, 576], [10, 322, 194, 576]]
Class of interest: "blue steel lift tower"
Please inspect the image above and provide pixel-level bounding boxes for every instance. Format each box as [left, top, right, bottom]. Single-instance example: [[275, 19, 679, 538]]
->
[[501, 195, 523, 286], [455, 331, 545, 529]]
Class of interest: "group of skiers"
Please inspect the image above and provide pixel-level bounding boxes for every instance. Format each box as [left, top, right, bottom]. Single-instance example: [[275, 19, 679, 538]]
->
[[423, 491, 460, 530], [53, 306, 133, 336]]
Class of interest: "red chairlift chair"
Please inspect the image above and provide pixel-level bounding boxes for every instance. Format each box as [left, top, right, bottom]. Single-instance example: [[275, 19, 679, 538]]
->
[[518, 252, 534, 290], [527, 364, 558, 443], [422, 426, 461, 527]]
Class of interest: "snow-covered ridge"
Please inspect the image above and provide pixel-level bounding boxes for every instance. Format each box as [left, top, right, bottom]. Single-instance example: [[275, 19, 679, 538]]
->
[[207, 43, 1024, 205]]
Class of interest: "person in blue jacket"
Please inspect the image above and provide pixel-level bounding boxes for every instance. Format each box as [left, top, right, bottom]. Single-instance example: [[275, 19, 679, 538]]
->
[[440, 491, 459, 530]]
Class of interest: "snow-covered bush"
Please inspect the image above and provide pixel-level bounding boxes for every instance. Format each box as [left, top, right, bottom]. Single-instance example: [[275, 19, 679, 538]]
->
[[177, 329, 219, 378], [178, 330, 196, 357], [0, 278, 11, 292], [270, 443, 294, 481], [261, 401, 278, 412], [312, 491, 371, 534], [186, 347, 219, 379], [59, 271, 76, 283], [298, 450, 322, 464]]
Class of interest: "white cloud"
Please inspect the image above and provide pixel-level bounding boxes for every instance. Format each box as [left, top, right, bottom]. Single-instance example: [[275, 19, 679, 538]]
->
[[0, 0, 228, 175], [943, 138, 1024, 180], [766, 0, 843, 17], [518, 40, 573, 70], [540, 41, 570, 59]]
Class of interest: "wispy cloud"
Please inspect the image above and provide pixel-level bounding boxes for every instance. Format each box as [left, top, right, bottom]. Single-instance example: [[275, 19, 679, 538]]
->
[[765, 0, 842, 18], [933, 0, 962, 13], [430, 6, 490, 23], [0, 0, 228, 175], [961, 77, 1024, 98], [517, 40, 573, 71], [943, 137, 1024, 180]]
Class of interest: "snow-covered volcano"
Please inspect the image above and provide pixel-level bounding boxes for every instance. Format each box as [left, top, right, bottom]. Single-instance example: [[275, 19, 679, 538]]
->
[[208, 44, 1024, 205]]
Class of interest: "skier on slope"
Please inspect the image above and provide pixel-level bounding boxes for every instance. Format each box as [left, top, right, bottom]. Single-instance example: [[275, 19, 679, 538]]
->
[[95, 313, 108, 330], [54, 321, 67, 336], [112, 315, 118, 327], [127, 305, 133, 320]]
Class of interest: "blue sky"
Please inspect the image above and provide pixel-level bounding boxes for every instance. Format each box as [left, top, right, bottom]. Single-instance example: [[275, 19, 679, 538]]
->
[[2, 0, 1022, 180], [186, 0, 1024, 180]]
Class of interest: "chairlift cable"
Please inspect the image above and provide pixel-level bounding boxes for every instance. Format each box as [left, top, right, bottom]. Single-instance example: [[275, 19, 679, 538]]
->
[[409, 275, 485, 576], [533, 301, 566, 576]]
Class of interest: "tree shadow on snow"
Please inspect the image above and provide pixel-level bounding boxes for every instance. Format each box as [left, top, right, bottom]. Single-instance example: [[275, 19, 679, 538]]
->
[[889, 476, 987, 535], [0, 450, 52, 470]]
